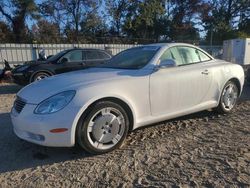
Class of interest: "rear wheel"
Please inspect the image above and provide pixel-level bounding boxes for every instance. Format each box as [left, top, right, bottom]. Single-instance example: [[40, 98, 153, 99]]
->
[[216, 81, 239, 113], [246, 68, 250, 85], [32, 72, 51, 83], [76, 101, 129, 154]]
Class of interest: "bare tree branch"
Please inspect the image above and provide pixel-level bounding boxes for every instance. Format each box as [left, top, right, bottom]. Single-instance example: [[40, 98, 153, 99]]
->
[[0, 5, 14, 23]]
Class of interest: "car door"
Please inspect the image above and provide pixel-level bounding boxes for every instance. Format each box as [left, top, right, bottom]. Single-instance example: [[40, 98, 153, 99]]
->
[[84, 50, 111, 67], [150, 46, 213, 116], [55, 50, 84, 74]]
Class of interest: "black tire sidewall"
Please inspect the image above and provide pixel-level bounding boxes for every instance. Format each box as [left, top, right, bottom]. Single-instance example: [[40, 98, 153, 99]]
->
[[32, 72, 51, 82], [246, 68, 250, 85], [76, 101, 129, 154]]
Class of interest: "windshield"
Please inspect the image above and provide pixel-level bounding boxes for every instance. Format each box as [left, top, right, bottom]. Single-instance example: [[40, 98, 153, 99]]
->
[[100, 46, 160, 69], [46, 50, 70, 62]]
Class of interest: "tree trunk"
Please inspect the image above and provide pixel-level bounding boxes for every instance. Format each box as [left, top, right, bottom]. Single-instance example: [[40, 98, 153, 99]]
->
[[225, 0, 233, 25], [12, 16, 26, 43]]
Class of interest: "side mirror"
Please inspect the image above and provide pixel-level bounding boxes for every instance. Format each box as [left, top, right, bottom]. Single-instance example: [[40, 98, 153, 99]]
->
[[60, 57, 68, 64], [158, 59, 176, 69]]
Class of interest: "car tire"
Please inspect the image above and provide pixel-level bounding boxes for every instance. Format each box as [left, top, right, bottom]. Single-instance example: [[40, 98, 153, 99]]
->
[[246, 68, 250, 85], [76, 101, 129, 154], [215, 81, 239, 114], [31, 72, 51, 83]]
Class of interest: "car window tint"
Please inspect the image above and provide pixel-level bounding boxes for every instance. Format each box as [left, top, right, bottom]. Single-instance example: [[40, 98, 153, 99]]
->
[[197, 50, 211, 62], [160, 49, 173, 61], [98, 52, 111, 59], [63, 50, 82, 62], [169, 47, 183, 66], [177, 47, 200, 65], [104, 46, 159, 69], [86, 51, 100, 60]]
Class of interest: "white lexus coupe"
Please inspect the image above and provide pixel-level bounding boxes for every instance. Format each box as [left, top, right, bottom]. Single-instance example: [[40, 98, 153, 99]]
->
[[11, 43, 244, 154]]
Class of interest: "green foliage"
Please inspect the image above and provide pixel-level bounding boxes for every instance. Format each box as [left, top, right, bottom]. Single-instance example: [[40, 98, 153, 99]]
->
[[105, 0, 128, 35], [239, 18, 250, 35], [0, 21, 13, 42], [201, 0, 250, 44], [123, 0, 166, 40], [31, 20, 61, 43], [0, 0, 39, 42], [80, 12, 109, 42], [0, 0, 249, 44]]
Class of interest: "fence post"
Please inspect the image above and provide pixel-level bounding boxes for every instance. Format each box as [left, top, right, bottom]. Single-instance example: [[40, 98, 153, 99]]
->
[[0, 47, 3, 68], [104, 45, 112, 55], [31, 42, 38, 61]]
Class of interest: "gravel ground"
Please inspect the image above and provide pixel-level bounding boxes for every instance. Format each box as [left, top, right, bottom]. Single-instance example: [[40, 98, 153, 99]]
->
[[0, 83, 249, 187]]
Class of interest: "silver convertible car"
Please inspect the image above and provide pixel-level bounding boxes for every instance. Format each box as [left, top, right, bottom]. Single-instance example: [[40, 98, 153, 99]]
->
[[11, 43, 244, 154]]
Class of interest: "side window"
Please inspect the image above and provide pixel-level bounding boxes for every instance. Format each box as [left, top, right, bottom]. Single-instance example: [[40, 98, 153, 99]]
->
[[62, 50, 82, 62], [160, 49, 172, 61], [160, 47, 183, 66], [197, 50, 211, 62], [98, 52, 111, 59], [170, 47, 184, 66], [177, 47, 200, 65], [86, 51, 100, 60]]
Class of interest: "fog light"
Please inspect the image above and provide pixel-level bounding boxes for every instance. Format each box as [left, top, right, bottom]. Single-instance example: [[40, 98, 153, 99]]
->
[[27, 132, 45, 141]]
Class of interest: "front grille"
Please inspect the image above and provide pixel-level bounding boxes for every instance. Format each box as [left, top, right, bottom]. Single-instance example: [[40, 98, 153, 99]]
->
[[14, 97, 26, 113]]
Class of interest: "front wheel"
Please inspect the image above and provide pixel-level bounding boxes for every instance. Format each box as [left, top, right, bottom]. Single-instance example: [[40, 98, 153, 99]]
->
[[76, 101, 129, 154], [32, 72, 51, 83], [216, 81, 239, 113]]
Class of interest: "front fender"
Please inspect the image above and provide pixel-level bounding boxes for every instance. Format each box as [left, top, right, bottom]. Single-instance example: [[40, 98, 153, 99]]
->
[[70, 93, 137, 146], [225, 64, 245, 94]]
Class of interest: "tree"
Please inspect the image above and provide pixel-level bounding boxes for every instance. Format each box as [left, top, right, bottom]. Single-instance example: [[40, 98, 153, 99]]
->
[[60, 0, 99, 42], [238, 6, 250, 36], [39, 0, 100, 43], [165, 0, 206, 42], [0, 0, 39, 42], [239, 19, 250, 36], [123, 0, 166, 41], [38, 0, 64, 31], [105, 0, 128, 36], [0, 21, 13, 42], [80, 11, 108, 42], [31, 20, 61, 43], [201, 0, 250, 44]]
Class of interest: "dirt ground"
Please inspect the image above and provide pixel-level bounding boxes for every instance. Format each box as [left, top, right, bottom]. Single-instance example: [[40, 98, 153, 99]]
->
[[0, 83, 249, 187]]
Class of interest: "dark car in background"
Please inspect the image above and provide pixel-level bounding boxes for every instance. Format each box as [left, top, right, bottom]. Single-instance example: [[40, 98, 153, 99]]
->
[[11, 48, 112, 85]]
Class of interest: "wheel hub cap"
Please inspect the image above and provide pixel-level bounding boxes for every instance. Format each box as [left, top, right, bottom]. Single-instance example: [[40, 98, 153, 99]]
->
[[87, 107, 125, 150], [92, 114, 120, 143], [36, 75, 48, 81], [222, 84, 238, 110]]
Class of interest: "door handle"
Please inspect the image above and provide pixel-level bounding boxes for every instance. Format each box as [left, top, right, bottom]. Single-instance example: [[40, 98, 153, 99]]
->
[[80, 62, 86, 66], [201, 70, 209, 75]]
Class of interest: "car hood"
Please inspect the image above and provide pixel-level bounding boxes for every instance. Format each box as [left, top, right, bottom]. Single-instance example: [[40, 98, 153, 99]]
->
[[17, 68, 139, 104], [12, 60, 48, 72], [24, 60, 46, 65]]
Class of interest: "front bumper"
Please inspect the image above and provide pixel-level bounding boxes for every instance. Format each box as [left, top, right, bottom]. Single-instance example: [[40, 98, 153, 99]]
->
[[10, 102, 80, 147], [11, 72, 30, 85]]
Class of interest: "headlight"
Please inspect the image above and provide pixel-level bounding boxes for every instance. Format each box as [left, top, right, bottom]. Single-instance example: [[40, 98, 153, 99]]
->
[[16, 65, 29, 72], [34, 90, 76, 114]]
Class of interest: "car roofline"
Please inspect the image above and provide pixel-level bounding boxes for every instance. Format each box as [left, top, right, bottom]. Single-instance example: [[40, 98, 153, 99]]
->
[[68, 48, 108, 51], [143, 43, 214, 60]]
